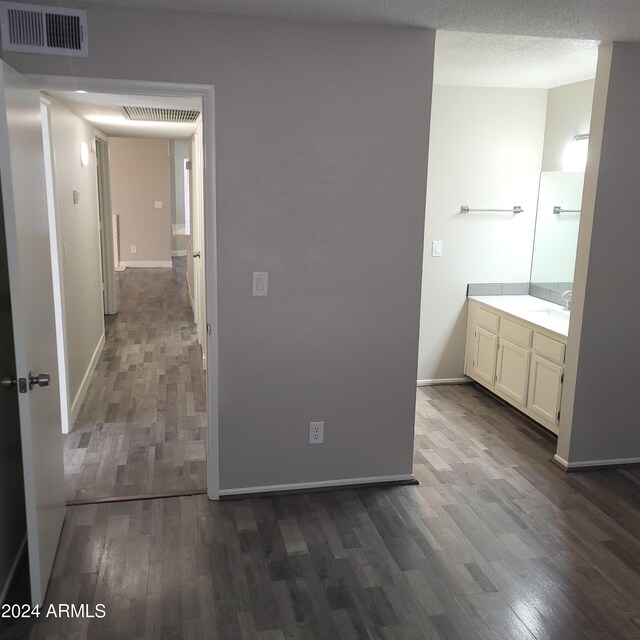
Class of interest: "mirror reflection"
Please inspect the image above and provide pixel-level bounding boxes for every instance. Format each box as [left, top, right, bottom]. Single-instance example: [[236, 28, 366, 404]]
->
[[530, 171, 585, 292]]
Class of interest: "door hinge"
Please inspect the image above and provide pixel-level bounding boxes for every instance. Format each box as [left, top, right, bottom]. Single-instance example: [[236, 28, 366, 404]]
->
[[206, 322, 212, 336], [558, 410, 561, 421], [561, 373, 564, 383]]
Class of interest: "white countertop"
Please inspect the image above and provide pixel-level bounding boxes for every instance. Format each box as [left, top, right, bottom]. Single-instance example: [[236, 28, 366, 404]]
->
[[469, 295, 570, 337]]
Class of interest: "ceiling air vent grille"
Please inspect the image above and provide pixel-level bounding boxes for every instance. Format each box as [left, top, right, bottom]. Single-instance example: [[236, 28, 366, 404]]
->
[[122, 106, 201, 123], [0, 2, 87, 57]]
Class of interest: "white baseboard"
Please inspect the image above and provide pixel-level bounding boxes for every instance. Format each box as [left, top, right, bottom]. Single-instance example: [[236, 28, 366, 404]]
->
[[172, 250, 187, 257], [219, 474, 415, 497], [417, 377, 471, 386], [70, 333, 105, 428], [554, 453, 640, 470], [0, 536, 26, 605], [120, 260, 173, 268]]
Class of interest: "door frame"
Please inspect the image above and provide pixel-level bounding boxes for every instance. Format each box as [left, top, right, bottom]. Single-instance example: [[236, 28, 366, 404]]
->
[[95, 133, 117, 315], [28, 74, 220, 499]]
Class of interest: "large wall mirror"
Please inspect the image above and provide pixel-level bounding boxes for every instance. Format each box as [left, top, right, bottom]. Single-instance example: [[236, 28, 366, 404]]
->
[[530, 171, 585, 292]]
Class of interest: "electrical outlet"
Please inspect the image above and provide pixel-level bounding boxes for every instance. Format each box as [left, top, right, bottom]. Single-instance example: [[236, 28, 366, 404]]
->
[[131, 245, 137, 254], [309, 421, 324, 445]]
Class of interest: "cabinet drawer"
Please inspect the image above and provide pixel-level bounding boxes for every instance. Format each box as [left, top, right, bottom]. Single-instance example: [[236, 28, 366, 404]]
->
[[500, 317, 532, 348], [477, 307, 499, 333], [532, 332, 566, 365]]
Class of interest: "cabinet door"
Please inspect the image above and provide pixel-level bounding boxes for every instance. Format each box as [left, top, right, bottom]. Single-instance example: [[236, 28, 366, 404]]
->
[[471, 327, 498, 387], [496, 339, 530, 405], [528, 354, 563, 427]]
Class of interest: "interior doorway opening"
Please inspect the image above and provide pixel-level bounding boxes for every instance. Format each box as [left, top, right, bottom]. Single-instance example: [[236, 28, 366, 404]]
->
[[39, 85, 213, 504]]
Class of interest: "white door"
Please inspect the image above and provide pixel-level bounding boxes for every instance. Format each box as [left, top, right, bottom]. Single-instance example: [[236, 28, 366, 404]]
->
[[191, 125, 207, 367], [0, 62, 66, 605]]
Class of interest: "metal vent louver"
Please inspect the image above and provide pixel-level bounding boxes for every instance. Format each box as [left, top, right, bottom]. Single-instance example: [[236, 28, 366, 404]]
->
[[122, 106, 201, 123], [0, 2, 87, 57]]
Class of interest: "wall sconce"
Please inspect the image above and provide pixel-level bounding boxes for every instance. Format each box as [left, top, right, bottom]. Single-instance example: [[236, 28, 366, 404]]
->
[[80, 141, 89, 166], [562, 134, 589, 172]]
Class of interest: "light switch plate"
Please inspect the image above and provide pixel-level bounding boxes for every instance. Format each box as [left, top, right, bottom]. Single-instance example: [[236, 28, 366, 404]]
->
[[73, 190, 80, 204], [432, 240, 443, 257], [252, 272, 268, 296]]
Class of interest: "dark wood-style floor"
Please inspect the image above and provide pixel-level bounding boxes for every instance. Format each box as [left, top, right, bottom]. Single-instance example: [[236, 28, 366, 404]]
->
[[12, 384, 640, 639], [63, 257, 207, 503]]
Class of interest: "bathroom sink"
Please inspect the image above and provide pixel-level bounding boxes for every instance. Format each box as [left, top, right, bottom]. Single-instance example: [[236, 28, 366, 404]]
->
[[525, 308, 570, 321], [520, 308, 571, 335]]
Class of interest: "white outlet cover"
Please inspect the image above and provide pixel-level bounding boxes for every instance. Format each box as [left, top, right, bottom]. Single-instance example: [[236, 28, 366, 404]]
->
[[154, 200, 163, 209], [309, 421, 324, 444]]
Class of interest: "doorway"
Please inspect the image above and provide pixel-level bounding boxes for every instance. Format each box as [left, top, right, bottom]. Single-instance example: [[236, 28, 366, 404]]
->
[[37, 78, 218, 502]]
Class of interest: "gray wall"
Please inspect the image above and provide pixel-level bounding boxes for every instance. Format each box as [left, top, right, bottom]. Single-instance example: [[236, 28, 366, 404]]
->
[[3, 7, 435, 489], [558, 42, 640, 465], [109, 138, 172, 265]]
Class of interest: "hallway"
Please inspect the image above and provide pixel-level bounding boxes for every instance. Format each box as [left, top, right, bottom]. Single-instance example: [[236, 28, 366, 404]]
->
[[63, 257, 207, 503]]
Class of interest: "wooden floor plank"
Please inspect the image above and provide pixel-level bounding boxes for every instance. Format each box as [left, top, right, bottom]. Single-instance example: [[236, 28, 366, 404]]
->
[[7, 384, 640, 639], [63, 257, 207, 503]]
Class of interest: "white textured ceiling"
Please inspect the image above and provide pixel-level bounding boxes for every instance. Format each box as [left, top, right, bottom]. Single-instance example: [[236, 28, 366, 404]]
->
[[75, 0, 640, 41], [434, 31, 598, 88], [47, 91, 201, 138]]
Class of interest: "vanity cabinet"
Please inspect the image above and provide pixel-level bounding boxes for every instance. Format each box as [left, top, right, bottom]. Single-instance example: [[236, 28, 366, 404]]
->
[[465, 299, 566, 435], [496, 339, 531, 405]]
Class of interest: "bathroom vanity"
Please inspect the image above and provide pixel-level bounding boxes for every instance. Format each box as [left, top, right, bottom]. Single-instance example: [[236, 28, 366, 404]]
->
[[464, 295, 569, 435]]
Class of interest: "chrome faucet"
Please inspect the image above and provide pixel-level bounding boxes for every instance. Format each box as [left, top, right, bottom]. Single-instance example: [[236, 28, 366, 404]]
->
[[561, 290, 573, 311]]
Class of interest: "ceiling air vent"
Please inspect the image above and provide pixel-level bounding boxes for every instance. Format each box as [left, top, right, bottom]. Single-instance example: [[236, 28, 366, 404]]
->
[[0, 2, 88, 57], [122, 106, 201, 124]]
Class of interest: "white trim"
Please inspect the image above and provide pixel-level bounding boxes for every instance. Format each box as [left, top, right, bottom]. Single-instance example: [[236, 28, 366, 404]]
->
[[69, 332, 105, 428], [96, 137, 117, 315], [120, 260, 173, 268], [172, 249, 187, 257], [554, 453, 640, 470], [27, 74, 220, 501], [93, 128, 109, 142], [219, 474, 415, 497], [417, 377, 471, 386], [0, 536, 26, 605]]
